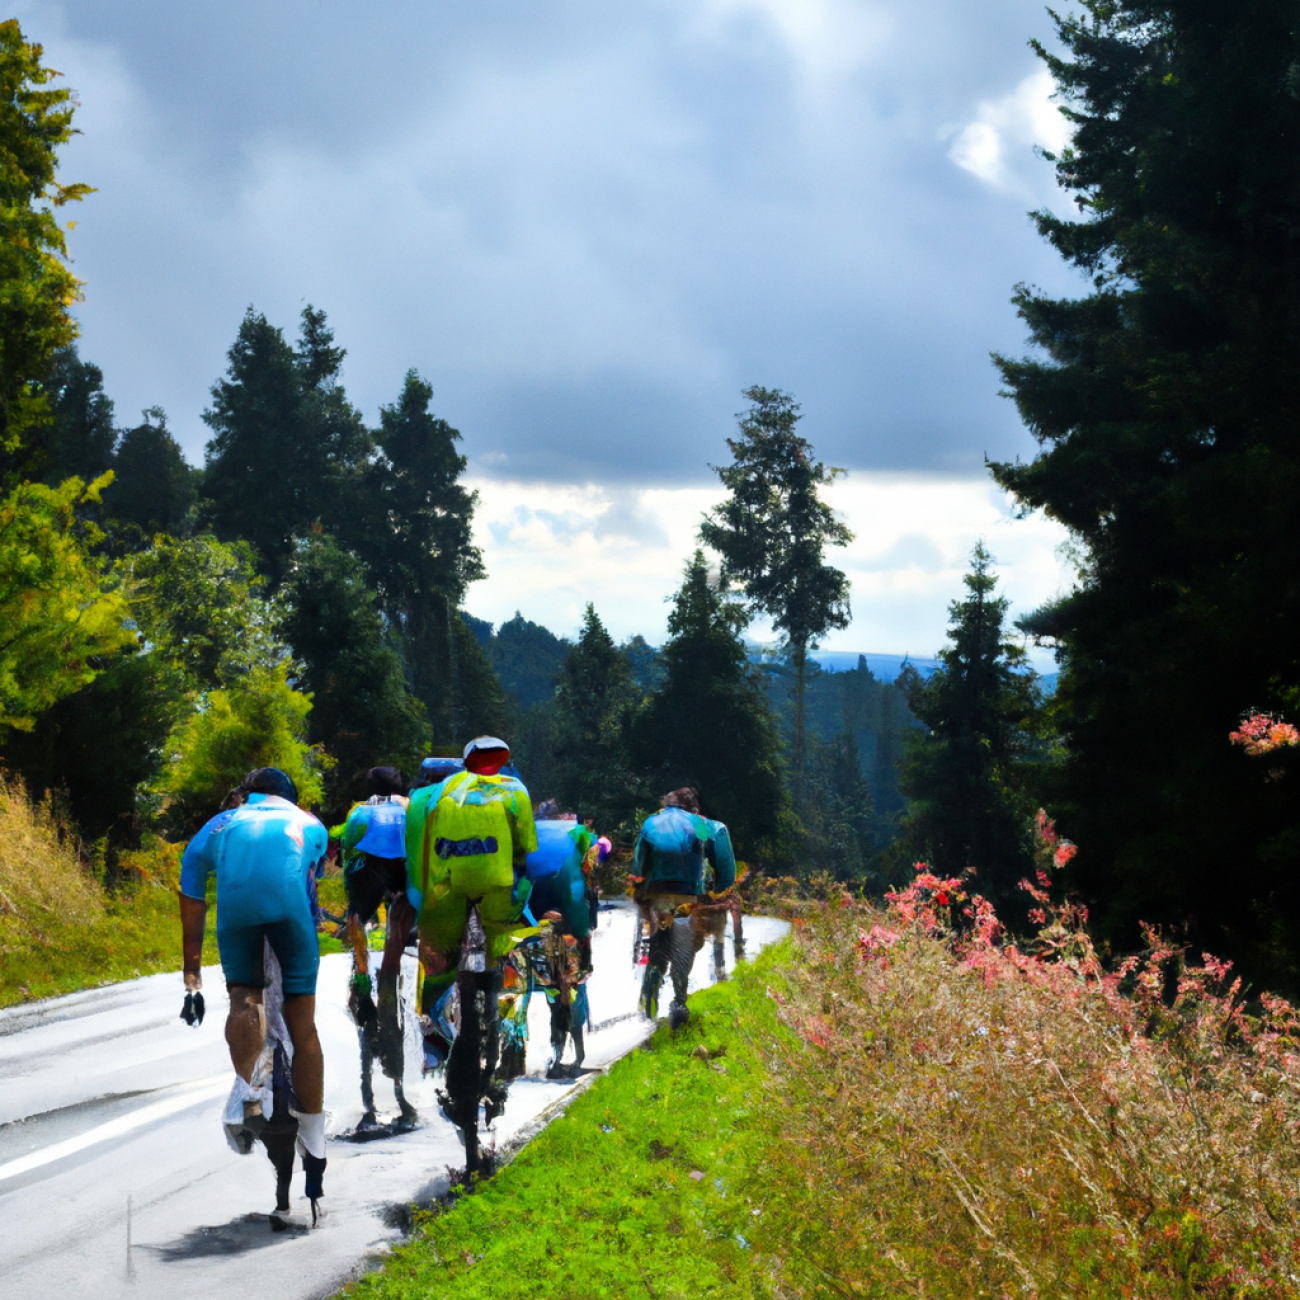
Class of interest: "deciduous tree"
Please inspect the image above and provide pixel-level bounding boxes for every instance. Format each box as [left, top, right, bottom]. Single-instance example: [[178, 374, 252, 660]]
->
[[0, 21, 90, 483]]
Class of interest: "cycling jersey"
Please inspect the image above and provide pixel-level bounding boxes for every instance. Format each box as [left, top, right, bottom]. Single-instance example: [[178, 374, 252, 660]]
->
[[180, 793, 329, 995], [405, 769, 537, 912], [633, 805, 737, 897], [339, 795, 407, 871], [525, 819, 595, 940]]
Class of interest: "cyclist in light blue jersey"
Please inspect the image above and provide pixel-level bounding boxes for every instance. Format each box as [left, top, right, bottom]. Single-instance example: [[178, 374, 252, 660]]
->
[[179, 767, 331, 1217], [632, 786, 737, 1028]]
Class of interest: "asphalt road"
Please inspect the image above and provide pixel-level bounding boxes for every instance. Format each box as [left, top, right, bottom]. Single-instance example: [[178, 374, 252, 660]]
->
[[0, 903, 787, 1300]]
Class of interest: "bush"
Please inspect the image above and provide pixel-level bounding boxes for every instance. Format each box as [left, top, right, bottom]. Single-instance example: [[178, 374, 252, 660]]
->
[[756, 817, 1300, 1296], [154, 662, 327, 831]]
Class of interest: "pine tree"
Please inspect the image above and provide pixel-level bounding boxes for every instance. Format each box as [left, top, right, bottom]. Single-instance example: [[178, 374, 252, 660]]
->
[[108, 408, 198, 542], [991, 0, 1300, 982], [280, 533, 429, 807], [550, 605, 641, 828], [700, 387, 852, 804], [896, 545, 1043, 913], [634, 551, 782, 849], [201, 307, 370, 582], [351, 370, 484, 740]]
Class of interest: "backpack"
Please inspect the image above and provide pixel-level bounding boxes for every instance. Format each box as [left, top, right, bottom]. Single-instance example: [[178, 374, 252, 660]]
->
[[423, 772, 516, 896]]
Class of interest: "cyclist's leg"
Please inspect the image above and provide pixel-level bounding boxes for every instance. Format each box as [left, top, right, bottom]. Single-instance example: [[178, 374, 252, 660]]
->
[[379, 863, 416, 983], [345, 859, 386, 985], [668, 917, 696, 1019], [640, 900, 672, 1018], [418, 888, 468, 1068], [264, 910, 324, 1124], [570, 982, 589, 1068], [217, 921, 269, 1085]]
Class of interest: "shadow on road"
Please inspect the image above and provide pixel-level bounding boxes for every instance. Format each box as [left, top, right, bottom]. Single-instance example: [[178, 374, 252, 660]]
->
[[142, 1213, 309, 1260]]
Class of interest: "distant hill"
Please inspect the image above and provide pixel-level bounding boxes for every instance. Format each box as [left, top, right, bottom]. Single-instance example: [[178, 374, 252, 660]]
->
[[808, 650, 939, 680]]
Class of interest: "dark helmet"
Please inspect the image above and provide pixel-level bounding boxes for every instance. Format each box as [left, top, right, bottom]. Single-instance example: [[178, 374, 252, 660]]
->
[[243, 767, 299, 804], [367, 766, 406, 798]]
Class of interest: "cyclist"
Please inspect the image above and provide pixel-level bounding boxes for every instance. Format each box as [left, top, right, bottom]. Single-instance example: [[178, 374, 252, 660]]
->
[[178, 767, 331, 1220], [631, 787, 737, 1028], [334, 765, 417, 1129], [509, 803, 611, 1078], [405, 735, 537, 1147]]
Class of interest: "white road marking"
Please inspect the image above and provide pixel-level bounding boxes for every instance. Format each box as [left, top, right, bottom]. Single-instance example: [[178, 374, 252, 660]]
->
[[0, 1075, 230, 1184]]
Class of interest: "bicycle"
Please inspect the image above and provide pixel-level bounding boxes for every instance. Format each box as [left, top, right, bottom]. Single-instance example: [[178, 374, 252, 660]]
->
[[436, 903, 507, 1178]]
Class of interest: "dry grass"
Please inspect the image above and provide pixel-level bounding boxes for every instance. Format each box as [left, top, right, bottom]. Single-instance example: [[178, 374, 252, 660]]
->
[[0, 773, 184, 1005], [753, 825, 1300, 1297]]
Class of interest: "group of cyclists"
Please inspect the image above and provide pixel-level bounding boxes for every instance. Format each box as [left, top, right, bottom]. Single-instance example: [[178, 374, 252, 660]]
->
[[176, 734, 742, 1224]]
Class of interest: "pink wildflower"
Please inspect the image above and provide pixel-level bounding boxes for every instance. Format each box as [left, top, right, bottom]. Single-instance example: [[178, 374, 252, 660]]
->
[[1230, 712, 1300, 757]]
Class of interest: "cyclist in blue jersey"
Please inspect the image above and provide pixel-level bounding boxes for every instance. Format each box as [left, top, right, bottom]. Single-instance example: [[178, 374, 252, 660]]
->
[[179, 767, 331, 1217], [337, 766, 414, 994], [508, 805, 610, 1077], [632, 787, 737, 1028], [334, 766, 416, 1129]]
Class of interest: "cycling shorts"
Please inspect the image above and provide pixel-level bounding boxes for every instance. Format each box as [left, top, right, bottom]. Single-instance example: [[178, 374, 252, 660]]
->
[[345, 854, 407, 924], [218, 907, 320, 997]]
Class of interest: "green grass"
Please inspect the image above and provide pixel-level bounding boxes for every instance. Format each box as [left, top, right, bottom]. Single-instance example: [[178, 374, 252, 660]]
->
[[0, 878, 184, 1006], [343, 940, 795, 1300], [0, 824, 351, 1008]]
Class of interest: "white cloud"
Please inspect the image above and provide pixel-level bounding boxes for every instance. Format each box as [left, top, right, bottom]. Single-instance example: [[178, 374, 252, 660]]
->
[[463, 473, 1071, 668], [28, 0, 1081, 483], [948, 68, 1071, 196]]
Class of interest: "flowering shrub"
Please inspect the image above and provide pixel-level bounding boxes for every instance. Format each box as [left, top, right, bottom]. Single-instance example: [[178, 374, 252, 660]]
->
[[1230, 711, 1300, 757], [752, 813, 1300, 1297]]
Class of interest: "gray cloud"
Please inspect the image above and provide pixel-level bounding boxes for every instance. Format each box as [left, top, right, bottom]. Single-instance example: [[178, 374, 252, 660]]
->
[[21, 0, 1079, 484]]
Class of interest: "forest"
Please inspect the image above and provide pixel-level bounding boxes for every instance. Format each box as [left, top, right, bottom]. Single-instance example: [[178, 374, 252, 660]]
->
[[4, 0, 1300, 1004]]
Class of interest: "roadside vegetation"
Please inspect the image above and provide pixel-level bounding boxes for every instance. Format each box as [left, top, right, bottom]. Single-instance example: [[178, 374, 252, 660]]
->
[[344, 943, 789, 1300], [348, 820, 1300, 1298], [0, 774, 178, 1004], [0, 773, 348, 1007]]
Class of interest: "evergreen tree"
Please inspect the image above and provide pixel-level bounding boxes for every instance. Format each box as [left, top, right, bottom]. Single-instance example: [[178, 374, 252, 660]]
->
[[280, 533, 429, 807], [635, 551, 782, 849], [0, 22, 90, 484], [700, 387, 853, 803], [551, 605, 642, 829], [352, 370, 484, 740], [489, 612, 570, 709], [991, 0, 1300, 983], [449, 611, 512, 743], [201, 307, 370, 583], [38, 347, 116, 486], [896, 545, 1043, 912], [800, 730, 877, 884], [108, 408, 198, 542], [623, 634, 664, 693]]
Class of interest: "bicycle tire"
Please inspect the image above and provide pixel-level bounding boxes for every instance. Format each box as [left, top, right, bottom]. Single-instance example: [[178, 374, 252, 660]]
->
[[454, 968, 482, 1175]]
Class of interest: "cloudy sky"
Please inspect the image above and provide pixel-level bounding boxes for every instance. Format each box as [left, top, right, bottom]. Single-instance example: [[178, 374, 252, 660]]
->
[[19, 0, 1082, 662]]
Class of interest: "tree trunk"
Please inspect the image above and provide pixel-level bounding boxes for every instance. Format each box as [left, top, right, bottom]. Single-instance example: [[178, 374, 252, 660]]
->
[[793, 638, 807, 809]]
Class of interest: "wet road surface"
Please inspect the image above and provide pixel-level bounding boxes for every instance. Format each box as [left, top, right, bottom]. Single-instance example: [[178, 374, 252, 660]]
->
[[0, 903, 787, 1300]]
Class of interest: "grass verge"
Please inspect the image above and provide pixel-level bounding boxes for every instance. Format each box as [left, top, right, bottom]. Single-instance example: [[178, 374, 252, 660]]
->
[[0, 775, 347, 1007], [343, 941, 794, 1300]]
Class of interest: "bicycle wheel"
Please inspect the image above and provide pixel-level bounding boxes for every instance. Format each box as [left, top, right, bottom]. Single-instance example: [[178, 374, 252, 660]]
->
[[450, 968, 483, 1174]]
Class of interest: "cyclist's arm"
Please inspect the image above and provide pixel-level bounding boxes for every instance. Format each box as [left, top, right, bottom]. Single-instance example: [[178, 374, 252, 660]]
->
[[510, 792, 539, 865], [706, 822, 738, 893], [404, 787, 432, 911], [178, 823, 217, 991]]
